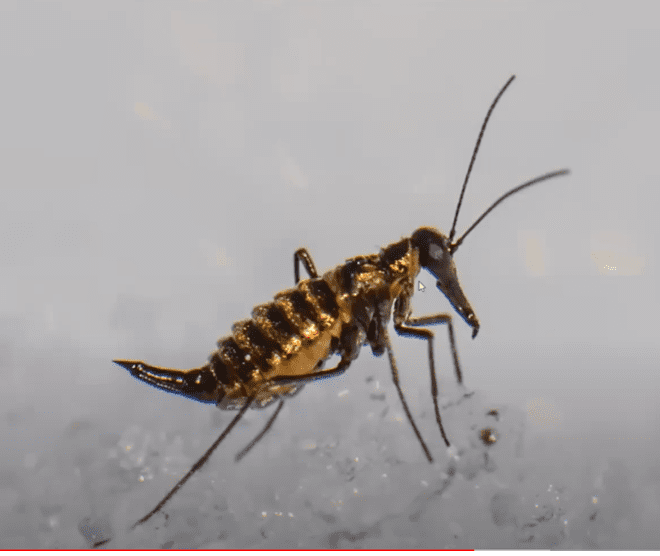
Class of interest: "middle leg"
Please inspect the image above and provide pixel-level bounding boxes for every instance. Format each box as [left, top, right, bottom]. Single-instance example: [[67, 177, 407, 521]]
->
[[394, 312, 464, 447]]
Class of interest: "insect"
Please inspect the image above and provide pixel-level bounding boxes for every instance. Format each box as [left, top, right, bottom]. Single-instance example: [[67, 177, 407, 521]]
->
[[113, 75, 569, 530]]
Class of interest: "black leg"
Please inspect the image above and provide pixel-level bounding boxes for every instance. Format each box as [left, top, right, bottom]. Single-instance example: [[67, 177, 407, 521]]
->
[[270, 357, 352, 385], [294, 248, 318, 283], [394, 312, 462, 448], [232, 359, 353, 462], [402, 313, 462, 383], [131, 397, 254, 530], [381, 325, 435, 463], [234, 400, 285, 462]]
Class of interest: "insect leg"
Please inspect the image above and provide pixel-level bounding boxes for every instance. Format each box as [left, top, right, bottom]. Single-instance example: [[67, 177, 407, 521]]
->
[[394, 313, 461, 448], [270, 357, 352, 385], [381, 325, 435, 463], [294, 248, 319, 283], [234, 400, 285, 462], [233, 362, 352, 462], [130, 397, 254, 530], [401, 313, 462, 383]]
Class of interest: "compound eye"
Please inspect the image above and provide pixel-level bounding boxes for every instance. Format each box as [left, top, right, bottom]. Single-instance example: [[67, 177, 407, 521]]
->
[[430, 243, 444, 261]]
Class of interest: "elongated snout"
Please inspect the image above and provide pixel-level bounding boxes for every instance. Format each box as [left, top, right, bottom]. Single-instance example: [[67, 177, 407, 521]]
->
[[434, 277, 480, 338], [411, 227, 480, 338]]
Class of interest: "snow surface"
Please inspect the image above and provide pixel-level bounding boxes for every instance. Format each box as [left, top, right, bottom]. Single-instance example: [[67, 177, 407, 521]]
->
[[2, 376, 658, 549]]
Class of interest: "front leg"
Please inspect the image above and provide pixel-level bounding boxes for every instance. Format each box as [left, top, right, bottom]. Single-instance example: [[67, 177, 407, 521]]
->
[[393, 305, 466, 447], [397, 313, 463, 384]]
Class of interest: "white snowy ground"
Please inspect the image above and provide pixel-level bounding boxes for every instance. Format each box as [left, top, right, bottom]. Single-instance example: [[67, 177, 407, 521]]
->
[[2, 370, 658, 549]]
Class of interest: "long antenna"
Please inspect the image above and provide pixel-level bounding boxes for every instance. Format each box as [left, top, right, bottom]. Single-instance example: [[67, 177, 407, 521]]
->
[[448, 75, 516, 243], [449, 169, 570, 254]]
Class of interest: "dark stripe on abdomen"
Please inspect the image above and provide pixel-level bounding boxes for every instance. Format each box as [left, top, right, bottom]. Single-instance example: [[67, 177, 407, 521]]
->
[[306, 278, 340, 319], [232, 319, 282, 371], [215, 337, 256, 383]]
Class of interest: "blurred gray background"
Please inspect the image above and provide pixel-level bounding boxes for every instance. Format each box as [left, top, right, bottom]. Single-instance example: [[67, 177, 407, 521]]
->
[[1, 0, 657, 474]]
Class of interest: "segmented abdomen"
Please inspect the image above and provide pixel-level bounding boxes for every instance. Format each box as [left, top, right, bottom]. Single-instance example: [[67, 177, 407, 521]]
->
[[210, 277, 344, 409]]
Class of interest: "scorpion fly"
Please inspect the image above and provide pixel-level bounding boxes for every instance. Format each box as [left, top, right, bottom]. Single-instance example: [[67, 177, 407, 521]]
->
[[114, 75, 569, 530]]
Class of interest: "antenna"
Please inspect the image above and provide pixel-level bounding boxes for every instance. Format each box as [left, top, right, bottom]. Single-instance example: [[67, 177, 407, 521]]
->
[[449, 169, 570, 254], [448, 75, 516, 243]]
